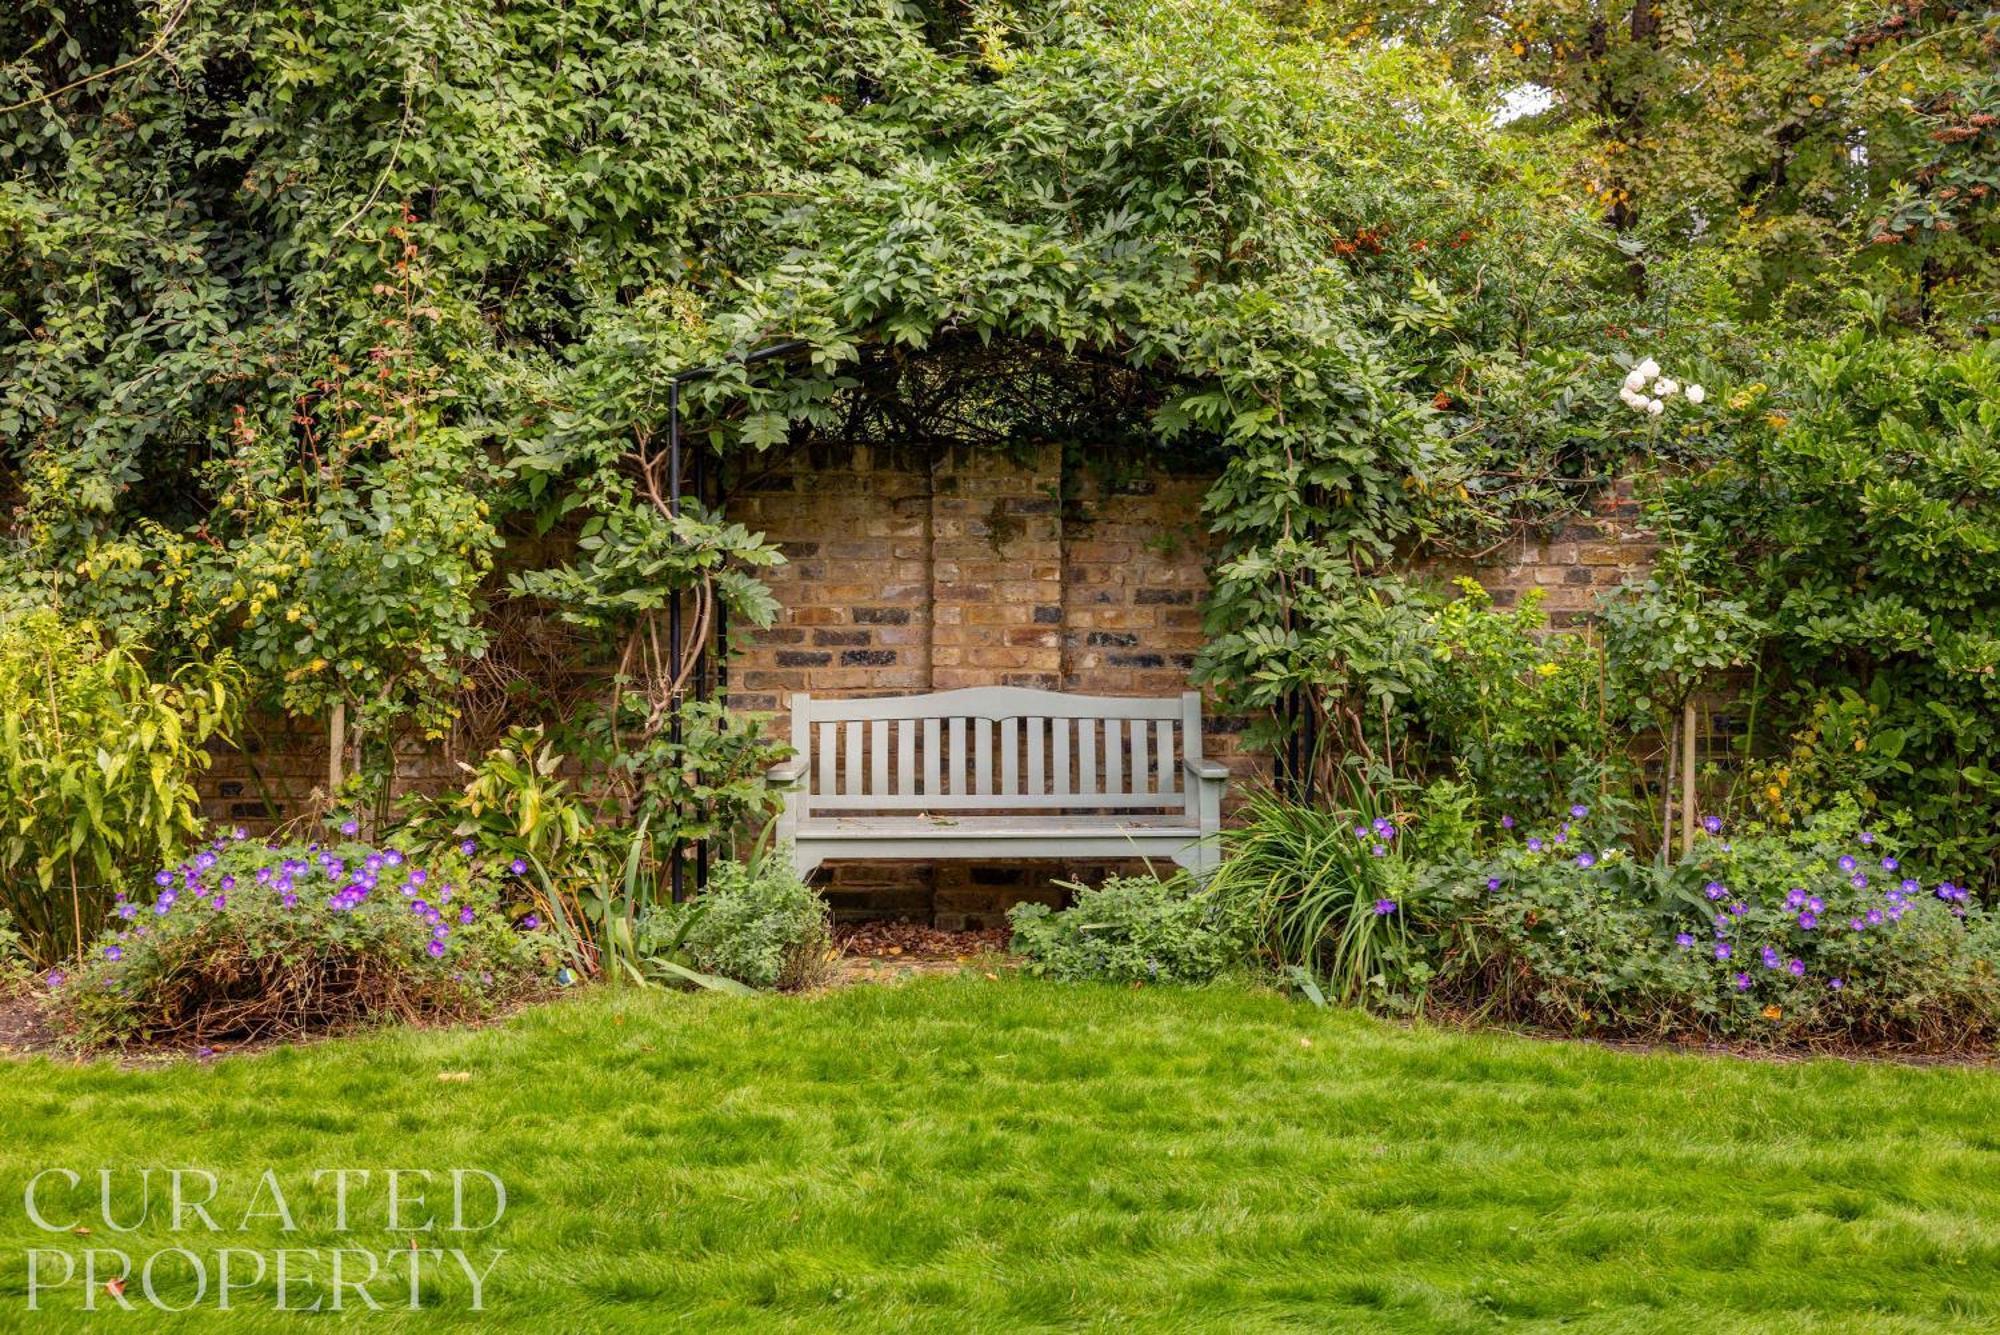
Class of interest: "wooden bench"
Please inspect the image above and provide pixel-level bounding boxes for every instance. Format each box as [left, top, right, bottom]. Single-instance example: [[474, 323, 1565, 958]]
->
[[767, 687, 1227, 878]]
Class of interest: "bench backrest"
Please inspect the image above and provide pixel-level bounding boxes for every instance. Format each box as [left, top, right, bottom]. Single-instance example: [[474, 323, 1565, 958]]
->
[[789, 687, 1207, 817]]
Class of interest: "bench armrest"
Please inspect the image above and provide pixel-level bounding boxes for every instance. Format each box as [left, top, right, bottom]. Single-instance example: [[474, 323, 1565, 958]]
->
[[767, 759, 807, 785], [1183, 757, 1229, 782]]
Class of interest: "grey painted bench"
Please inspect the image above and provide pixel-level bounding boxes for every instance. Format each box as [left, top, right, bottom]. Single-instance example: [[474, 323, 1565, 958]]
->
[[767, 687, 1227, 878]]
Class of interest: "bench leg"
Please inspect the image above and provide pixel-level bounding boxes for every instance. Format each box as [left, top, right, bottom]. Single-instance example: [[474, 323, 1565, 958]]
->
[[1172, 837, 1221, 880]]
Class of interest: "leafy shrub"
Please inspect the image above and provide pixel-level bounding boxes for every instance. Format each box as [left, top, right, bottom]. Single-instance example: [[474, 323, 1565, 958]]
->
[[42, 827, 546, 1049], [1427, 802, 2000, 1048], [651, 857, 832, 991], [1660, 332, 2000, 882], [1008, 873, 1253, 985], [1416, 580, 1624, 818], [0, 609, 241, 963]]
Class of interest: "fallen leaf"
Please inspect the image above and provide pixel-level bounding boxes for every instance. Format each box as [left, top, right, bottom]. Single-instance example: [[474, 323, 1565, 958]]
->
[[105, 1277, 125, 1299], [1299, 1037, 1313, 1048], [72, 1226, 91, 1236], [983, 972, 999, 981], [438, 1071, 471, 1083]]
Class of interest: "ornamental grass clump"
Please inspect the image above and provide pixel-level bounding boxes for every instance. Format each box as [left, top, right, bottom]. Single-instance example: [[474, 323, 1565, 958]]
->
[[1431, 803, 2000, 1050], [42, 824, 549, 1049]]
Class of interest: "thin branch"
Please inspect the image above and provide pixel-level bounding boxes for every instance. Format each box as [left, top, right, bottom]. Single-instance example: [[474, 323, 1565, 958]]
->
[[0, 0, 198, 117]]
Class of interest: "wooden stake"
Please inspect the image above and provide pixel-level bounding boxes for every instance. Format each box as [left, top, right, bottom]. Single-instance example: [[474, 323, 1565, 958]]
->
[[1681, 699, 1697, 855], [329, 699, 347, 797]]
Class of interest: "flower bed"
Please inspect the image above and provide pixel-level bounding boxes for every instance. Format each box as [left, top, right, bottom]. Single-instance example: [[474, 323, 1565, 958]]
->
[[1424, 806, 2000, 1049], [41, 825, 548, 1049]]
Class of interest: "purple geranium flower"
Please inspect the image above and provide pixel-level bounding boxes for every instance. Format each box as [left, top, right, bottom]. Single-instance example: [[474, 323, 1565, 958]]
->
[[1761, 946, 1782, 969], [426, 939, 446, 958], [1575, 853, 1596, 868], [1788, 958, 1805, 977], [339, 819, 359, 837], [1715, 943, 1732, 961], [104, 945, 122, 962], [460, 839, 478, 857], [1675, 932, 1695, 949], [1705, 881, 1726, 901], [1734, 972, 1753, 991], [1838, 855, 1857, 872], [1858, 831, 1876, 846], [1829, 978, 1845, 990], [509, 858, 528, 876], [1701, 815, 1723, 835], [1570, 804, 1590, 819], [1798, 912, 1818, 930], [1881, 857, 1899, 872], [522, 912, 543, 929], [1486, 877, 1501, 892], [1500, 816, 1515, 830], [459, 906, 475, 925], [45, 970, 65, 989], [1527, 838, 1544, 853]]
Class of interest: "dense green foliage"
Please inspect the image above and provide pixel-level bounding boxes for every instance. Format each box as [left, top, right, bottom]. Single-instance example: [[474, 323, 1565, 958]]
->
[[1292, 0, 2000, 331], [1007, 872, 1254, 983], [1661, 332, 2000, 876]]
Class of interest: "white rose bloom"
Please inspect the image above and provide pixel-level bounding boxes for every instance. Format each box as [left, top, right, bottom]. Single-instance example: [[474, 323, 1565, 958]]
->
[[1623, 368, 1651, 393], [1654, 378, 1678, 397], [1646, 398, 1665, 417], [1635, 357, 1660, 379], [1619, 387, 1646, 409], [1685, 383, 1706, 404]]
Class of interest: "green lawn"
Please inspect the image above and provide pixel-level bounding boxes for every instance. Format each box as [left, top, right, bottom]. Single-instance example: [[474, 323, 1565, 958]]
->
[[4, 976, 2000, 1331]]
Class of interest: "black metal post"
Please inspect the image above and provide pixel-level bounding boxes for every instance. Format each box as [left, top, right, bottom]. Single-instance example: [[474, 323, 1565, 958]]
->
[[692, 442, 709, 892], [668, 379, 685, 903]]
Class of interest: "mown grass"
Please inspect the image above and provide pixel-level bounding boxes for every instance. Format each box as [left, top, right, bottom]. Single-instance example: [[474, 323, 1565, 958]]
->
[[3, 976, 2000, 1331]]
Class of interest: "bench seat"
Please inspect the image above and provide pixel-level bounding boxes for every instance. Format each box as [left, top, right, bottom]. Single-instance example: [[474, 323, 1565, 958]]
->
[[769, 688, 1227, 878]]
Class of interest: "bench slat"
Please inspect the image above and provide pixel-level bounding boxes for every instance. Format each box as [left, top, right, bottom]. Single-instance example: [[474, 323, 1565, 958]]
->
[[1105, 719, 1123, 795], [924, 718, 941, 796], [1157, 719, 1175, 794], [806, 793, 1185, 812], [1000, 718, 1018, 795], [870, 721, 889, 796], [975, 719, 993, 796], [948, 717, 966, 795], [802, 685, 1182, 722], [1053, 718, 1070, 797], [1026, 718, 1044, 796], [817, 721, 836, 797], [1078, 719, 1096, 795], [1131, 718, 1148, 795], [897, 720, 915, 796]]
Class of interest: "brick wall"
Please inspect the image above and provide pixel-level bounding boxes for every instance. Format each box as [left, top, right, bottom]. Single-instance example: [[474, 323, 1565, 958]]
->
[[196, 448, 1656, 925]]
